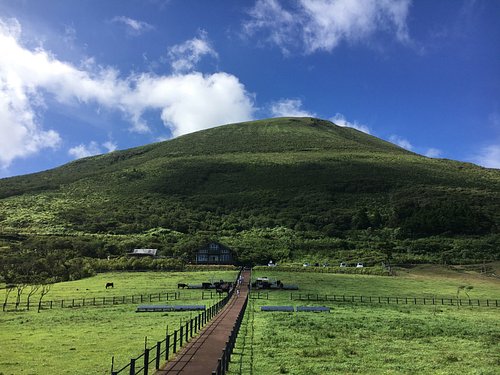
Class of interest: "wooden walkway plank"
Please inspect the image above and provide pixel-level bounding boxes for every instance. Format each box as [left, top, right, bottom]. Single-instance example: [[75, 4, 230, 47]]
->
[[155, 270, 250, 374]]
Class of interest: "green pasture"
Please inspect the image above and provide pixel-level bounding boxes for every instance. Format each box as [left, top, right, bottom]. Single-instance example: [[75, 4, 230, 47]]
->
[[230, 302, 500, 375], [229, 268, 500, 375], [0, 270, 237, 375], [250, 266, 500, 300], [2, 270, 237, 305], [1, 267, 499, 375]]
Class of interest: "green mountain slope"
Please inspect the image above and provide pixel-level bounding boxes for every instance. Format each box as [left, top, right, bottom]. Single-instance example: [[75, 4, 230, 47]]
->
[[0, 117, 499, 265]]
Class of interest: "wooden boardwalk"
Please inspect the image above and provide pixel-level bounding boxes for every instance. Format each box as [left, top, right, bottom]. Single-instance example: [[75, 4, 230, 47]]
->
[[155, 270, 250, 374]]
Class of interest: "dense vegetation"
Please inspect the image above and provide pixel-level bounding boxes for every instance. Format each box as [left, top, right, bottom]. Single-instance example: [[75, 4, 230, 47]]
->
[[0, 117, 499, 282]]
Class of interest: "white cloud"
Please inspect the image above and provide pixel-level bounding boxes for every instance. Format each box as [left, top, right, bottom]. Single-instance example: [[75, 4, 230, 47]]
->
[[389, 135, 413, 150], [0, 19, 255, 167], [270, 98, 315, 117], [68, 140, 117, 159], [244, 0, 412, 54], [102, 141, 117, 153], [329, 113, 370, 134], [112, 16, 154, 35], [0, 18, 61, 169], [124, 72, 255, 136], [471, 145, 500, 169], [424, 148, 442, 158], [168, 31, 218, 73]]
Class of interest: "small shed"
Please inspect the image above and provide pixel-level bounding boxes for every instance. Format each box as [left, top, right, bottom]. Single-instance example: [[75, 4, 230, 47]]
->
[[195, 242, 235, 265], [128, 249, 158, 257]]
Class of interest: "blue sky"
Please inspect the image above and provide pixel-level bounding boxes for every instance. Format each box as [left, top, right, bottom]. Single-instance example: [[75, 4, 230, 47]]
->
[[0, 0, 499, 178]]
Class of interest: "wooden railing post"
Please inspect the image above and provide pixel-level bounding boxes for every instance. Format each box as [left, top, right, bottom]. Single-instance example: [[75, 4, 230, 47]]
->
[[156, 341, 161, 369], [129, 358, 135, 375]]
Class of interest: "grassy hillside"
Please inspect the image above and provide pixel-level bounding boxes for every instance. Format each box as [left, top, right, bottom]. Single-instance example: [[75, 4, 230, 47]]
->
[[0, 117, 499, 273]]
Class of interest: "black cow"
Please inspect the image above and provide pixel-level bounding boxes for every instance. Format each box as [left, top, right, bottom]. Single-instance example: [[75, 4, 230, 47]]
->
[[216, 282, 232, 294], [105, 282, 114, 289], [177, 283, 188, 289]]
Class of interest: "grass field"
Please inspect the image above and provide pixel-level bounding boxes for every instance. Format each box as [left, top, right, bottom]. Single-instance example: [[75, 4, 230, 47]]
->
[[1, 267, 499, 375], [229, 266, 500, 375], [0, 270, 237, 375]]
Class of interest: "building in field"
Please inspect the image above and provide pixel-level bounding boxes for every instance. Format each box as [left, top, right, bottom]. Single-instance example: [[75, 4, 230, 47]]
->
[[128, 248, 158, 257], [195, 242, 235, 265]]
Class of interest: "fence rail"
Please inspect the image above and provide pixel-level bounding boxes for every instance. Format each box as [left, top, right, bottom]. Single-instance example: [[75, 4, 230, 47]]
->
[[288, 293, 499, 308], [2, 292, 180, 312], [110, 269, 242, 375]]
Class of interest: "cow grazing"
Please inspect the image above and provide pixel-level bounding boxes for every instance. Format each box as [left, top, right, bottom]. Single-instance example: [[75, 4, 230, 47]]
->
[[177, 283, 188, 289], [105, 282, 114, 289], [216, 282, 232, 294]]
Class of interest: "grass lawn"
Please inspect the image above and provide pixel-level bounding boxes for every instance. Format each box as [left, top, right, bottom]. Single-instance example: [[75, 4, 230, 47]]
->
[[249, 265, 500, 300], [229, 266, 500, 375], [0, 270, 237, 375]]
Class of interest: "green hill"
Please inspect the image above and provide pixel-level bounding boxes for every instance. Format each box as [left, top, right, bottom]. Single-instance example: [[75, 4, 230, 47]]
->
[[0, 117, 499, 269]]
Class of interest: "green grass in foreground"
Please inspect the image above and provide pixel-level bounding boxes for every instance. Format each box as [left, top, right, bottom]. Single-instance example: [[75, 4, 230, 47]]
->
[[0, 270, 237, 375], [229, 268, 500, 375], [230, 302, 500, 375]]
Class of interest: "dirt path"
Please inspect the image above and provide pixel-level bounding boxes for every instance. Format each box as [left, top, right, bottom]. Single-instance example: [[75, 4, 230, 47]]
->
[[155, 270, 250, 374]]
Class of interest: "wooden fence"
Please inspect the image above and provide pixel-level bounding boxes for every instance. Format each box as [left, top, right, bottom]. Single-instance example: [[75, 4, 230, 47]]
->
[[2, 292, 180, 312], [211, 294, 249, 375], [288, 293, 499, 307], [110, 269, 242, 375], [248, 292, 499, 308]]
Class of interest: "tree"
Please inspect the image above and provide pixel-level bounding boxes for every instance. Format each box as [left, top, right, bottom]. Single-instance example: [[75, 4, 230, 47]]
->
[[26, 284, 40, 311], [2, 284, 15, 312], [15, 284, 27, 311], [352, 208, 370, 230], [37, 283, 52, 313]]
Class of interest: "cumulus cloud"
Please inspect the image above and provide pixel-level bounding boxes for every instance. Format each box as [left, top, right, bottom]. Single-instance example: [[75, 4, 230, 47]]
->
[[0, 18, 61, 168], [471, 145, 500, 169], [112, 16, 154, 35], [168, 31, 218, 73], [424, 148, 442, 158], [0, 20, 255, 167], [68, 140, 117, 159], [389, 135, 413, 150], [244, 0, 412, 54], [270, 98, 315, 117], [330, 113, 370, 134]]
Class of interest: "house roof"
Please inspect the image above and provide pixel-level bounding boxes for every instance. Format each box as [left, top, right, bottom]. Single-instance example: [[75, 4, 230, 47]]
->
[[130, 248, 157, 256]]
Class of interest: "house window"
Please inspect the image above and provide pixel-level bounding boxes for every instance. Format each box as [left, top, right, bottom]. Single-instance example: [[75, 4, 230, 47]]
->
[[221, 248, 229, 254], [199, 248, 208, 254], [197, 254, 208, 262], [209, 243, 219, 251], [221, 254, 231, 262]]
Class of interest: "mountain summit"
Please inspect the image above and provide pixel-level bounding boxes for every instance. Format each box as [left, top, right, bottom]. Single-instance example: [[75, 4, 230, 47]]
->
[[0, 117, 498, 264]]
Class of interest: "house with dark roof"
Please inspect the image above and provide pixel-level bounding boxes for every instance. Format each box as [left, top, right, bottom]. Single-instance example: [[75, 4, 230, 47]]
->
[[195, 242, 235, 265]]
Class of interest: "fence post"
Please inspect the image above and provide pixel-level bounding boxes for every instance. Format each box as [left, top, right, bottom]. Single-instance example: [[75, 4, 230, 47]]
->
[[156, 341, 161, 369], [144, 348, 149, 375], [173, 330, 177, 353], [185, 321, 189, 342], [225, 342, 230, 370], [180, 325, 183, 347], [129, 358, 135, 375], [165, 333, 170, 360]]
